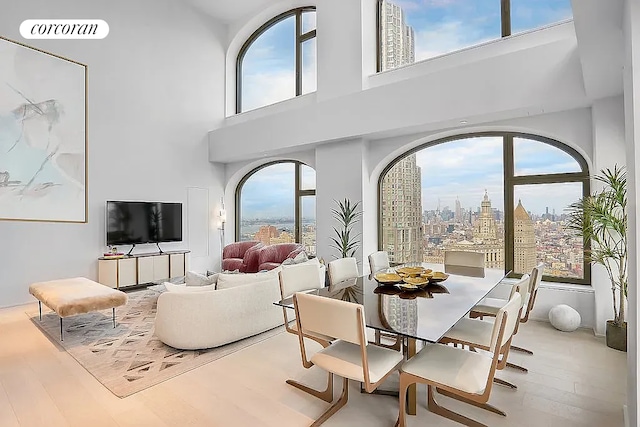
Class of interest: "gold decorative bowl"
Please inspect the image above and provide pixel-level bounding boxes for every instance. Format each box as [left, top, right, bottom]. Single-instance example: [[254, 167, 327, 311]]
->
[[396, 266, 425, 277], [374, 272, 402, 285], [402, 276, 429, 287], [428, 272, 449, 283]]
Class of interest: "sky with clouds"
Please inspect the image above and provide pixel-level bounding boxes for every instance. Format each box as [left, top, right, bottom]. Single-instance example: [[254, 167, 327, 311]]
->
[[239, 1, 575, 219]]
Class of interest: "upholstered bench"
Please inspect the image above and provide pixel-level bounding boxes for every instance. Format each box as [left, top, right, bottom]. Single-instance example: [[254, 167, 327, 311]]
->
[[29, 277, 128, 340]]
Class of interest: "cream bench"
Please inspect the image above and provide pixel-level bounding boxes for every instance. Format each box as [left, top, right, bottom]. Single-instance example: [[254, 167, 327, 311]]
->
[[29, 277, 128, 341]]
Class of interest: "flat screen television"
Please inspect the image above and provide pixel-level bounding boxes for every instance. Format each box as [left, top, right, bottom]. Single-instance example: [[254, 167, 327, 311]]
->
[[106, 201, 182, 246]]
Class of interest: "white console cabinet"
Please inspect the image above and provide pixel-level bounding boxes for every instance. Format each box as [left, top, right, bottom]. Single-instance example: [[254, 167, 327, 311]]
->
[[98, 250, 189, 289]]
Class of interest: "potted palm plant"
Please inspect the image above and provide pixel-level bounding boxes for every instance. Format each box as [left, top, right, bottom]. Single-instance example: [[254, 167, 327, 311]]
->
[[566, 166, 627, 351], [330, 198, 362, 259]]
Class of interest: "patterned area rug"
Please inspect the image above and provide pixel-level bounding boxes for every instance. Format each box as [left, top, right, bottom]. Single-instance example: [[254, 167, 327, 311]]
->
[[28, 289, 284, 398]]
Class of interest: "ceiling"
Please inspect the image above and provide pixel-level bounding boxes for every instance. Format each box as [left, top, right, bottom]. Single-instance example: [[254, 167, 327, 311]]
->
[[184, 0, 273, 23]]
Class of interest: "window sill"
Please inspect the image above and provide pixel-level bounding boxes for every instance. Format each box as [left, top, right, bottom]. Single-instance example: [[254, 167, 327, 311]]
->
[[500, 277, 594, 293], [226, 92, 317, 125]]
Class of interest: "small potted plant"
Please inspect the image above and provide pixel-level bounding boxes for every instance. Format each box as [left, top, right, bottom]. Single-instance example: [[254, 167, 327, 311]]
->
[[566, 166, 627, 351]]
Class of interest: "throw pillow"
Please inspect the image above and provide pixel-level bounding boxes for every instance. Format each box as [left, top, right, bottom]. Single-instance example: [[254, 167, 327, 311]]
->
[[216, 269, 280, 290], [164, 282, 215, 293], [282, 251, 308, 265], [185, 271, 218, 287]]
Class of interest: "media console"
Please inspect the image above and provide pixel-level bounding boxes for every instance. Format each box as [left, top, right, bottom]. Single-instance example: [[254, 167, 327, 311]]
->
[[98, 250, 190, 289]]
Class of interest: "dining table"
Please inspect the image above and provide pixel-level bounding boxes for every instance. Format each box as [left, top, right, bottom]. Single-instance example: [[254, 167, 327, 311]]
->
[[274, 262, 507, 415]]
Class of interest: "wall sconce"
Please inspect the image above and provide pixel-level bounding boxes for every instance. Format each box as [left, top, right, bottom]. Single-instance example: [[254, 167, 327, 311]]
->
[[218, 198, 226, 231]]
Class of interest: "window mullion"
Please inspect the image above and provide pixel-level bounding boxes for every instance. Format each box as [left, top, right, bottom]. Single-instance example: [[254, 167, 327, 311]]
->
[[295, 162, 301, 243], [295, 11, 302, 97], [501, 0, 511, 37], [300, 29, 315, 42], [504, 135, 515, 277]]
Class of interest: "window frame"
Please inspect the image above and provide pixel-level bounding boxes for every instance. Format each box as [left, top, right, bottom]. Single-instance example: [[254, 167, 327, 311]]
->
[[236, 7, 316, 114], [235, 160, 316, 245], [377, 132, 591, 285]]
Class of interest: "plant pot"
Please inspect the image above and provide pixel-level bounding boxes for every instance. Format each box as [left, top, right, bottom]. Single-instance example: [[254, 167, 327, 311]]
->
[[605, 320, 627, 352]]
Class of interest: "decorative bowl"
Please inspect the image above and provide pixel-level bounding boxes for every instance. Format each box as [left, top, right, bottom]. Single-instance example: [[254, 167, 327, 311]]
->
[[428, 272, 449, 283], [374, 272, 402, 285]]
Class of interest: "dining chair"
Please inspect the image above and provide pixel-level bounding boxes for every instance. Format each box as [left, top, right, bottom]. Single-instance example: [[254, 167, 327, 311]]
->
[[293, 292, 404, 426], [444, 250, 485, 277], [440, 274, 530, 393], [471, 262, 545, 371], [279, 264, 334, 402], [396, 292, 522, 427], [368, 251, 390, 274], [327, 257, 359, 286]]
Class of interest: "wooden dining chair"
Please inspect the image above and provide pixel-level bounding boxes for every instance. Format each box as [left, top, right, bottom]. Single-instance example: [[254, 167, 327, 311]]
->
[[396, 292, 522, 427], [293, 292, 404, 426], [471, 262, 544, 371], [279, 264, 334, 402], [327, 257, 359, 286], [440, 274, 530, 394], [368, 251, 390, 274]]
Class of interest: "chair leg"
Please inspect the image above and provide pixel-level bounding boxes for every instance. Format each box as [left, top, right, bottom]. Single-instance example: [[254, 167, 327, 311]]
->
[[511, 345, 533, 355], [435, 387, 507, 417], [286, 372, 334, 403], [312, 376, 349, 427], [493, 377, 518, 390], [506, 361, 528, 373], [427, 386, 488, 427], [396, 374, 412, 427]]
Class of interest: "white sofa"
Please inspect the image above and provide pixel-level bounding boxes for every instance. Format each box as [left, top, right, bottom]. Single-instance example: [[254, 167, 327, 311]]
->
[[154, 274, 283, 350]]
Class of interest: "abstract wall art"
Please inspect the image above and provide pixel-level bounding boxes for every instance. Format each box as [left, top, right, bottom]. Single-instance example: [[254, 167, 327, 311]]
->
[[0, 36, 87, 222]]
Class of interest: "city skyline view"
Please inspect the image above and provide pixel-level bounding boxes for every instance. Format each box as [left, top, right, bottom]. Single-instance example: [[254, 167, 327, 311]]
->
[[392, 0, 572, 62]]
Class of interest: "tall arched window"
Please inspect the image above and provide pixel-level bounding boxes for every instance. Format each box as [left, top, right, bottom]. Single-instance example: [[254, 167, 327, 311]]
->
[[237, 7, 317, 113], [378, 133, 590, 284], [377, 0, 572, 72], [236, 161, 316, 255]]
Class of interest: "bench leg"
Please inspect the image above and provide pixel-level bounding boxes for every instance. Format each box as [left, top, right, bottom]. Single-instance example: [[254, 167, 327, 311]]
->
[[60, 317, 63, 341], [39, 301, 42, 321], [113, 308, 116, 328]]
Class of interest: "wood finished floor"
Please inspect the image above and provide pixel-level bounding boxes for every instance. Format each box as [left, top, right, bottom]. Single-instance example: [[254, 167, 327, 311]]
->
[[0, 302, 627, 427]]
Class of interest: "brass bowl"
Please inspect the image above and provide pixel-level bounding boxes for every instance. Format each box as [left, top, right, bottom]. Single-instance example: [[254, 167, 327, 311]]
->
[[374, 272, 402, 285]]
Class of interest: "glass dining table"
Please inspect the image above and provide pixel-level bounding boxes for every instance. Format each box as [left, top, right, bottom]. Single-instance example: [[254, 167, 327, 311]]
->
[[274, 263, 507, 415]]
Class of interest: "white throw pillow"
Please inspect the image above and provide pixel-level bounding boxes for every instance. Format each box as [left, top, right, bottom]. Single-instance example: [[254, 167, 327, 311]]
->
[[185, 271, 218, 287], [282, 251, 309, 265], [164, 282, 215, 293], [216, 271, 279, 290]]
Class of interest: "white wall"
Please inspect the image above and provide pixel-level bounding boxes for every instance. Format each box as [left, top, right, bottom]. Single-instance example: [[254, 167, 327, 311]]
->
[[0, 0, 226, 307], [210, 21, 589, 163], [623, 0, 640, 425]]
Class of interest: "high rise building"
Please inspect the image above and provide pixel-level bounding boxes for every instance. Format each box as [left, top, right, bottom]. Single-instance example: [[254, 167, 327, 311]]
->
[[451, 191, 504, 268], [514, 199, 536, 274], [254, 225, 278, 245], [454, 197, 462, 222], [381, 154, 423, 264], [379, 0, 415, 71]]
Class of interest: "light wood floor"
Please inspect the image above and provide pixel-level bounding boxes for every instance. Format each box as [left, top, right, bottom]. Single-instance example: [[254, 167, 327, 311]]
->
[[0, 302, 626, 427]]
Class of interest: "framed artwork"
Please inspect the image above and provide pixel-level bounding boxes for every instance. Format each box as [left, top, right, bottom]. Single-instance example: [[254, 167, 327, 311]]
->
[[0, 36, 87, 223]]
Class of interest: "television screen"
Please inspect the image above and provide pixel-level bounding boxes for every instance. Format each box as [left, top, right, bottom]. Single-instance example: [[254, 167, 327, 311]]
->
[[106, 201, 182, 246]]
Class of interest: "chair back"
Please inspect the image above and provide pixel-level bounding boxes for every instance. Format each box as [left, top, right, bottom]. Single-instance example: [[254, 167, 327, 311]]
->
[[328, 257, 359, 286], [368, 251, 390, 274], [294, 292, 365, 346], [444, 250, 485, 268], [522, 262, 544, 322], [490, 292, 522, 354], [279, 264, 323, 298]]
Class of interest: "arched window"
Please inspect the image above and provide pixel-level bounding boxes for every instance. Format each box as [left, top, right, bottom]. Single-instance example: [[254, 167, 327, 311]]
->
[[236, 161, 316, 255], [378, 133, 590, 284], [237, 7, 317, 113], [377, 0, 572, 72]]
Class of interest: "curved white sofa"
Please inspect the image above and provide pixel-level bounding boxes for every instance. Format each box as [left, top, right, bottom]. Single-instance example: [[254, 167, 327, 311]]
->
[[155, 276, 283, 350]]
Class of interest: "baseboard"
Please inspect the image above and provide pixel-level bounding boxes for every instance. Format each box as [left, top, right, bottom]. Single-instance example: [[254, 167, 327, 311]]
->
[[623, 404, 628, 427]]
